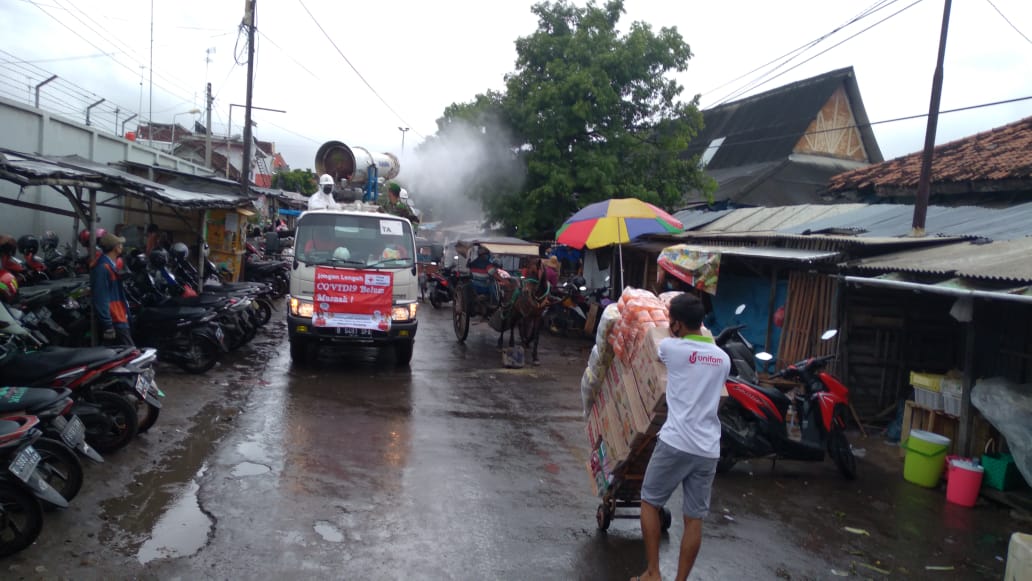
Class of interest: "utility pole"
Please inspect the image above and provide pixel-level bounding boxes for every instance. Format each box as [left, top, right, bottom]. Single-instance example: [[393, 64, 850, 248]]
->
[[240, 0, 257, 198], [911, 0, 952, 236], [205, 82, 213, 167], [398, 126, 410, 154]]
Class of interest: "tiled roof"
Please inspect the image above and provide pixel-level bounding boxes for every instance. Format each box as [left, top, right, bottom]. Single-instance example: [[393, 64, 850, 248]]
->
[[827, 115, 1032, 194]]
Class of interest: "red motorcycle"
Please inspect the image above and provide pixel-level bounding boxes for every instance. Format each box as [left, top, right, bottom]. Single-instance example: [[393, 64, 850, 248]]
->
[[717, 331, 856, 479]]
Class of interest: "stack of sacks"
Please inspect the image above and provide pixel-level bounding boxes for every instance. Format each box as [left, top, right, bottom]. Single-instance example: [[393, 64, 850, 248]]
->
[[580, 303, 619, 414], [583, 288, 674, 495]]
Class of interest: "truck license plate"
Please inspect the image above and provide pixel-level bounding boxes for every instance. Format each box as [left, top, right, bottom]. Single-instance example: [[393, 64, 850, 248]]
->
[[9, 446, 40, 484], [339, 327, 371, 337]]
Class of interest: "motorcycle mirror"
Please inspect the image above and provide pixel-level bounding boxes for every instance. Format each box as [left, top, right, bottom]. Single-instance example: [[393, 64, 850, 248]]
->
[[734, 304, 746, 315], [755, 352, 774, 362], [604, 275, 611, 283], [579, 286, 587, 292], [821, 329, 838, 341]]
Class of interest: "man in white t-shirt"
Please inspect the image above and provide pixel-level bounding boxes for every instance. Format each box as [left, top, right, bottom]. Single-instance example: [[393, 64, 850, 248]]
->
[[632, 292, 730, 581]]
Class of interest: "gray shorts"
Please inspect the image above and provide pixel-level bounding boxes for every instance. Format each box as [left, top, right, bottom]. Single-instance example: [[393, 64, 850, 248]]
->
[[641, 439, 718, 519]]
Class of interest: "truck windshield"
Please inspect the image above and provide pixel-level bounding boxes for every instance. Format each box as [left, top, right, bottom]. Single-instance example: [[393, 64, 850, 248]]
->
[[295, 214, 415, 269]]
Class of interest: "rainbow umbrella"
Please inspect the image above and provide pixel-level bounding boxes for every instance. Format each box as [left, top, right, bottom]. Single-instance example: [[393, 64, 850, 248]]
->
[[556, 198, 684, 289]]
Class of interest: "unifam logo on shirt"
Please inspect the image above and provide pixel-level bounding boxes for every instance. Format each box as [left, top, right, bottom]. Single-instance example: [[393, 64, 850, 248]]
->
[[689, 351, 724, 366]]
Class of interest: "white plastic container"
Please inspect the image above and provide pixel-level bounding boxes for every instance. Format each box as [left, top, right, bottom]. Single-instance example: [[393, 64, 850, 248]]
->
[[914, 386, 943, 411]]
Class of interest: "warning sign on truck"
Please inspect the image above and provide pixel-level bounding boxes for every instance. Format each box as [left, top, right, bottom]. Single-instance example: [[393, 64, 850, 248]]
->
[[313, 267, 394, 330]]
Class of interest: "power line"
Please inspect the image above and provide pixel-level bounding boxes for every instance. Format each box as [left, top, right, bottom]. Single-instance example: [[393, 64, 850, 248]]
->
[[710, 0, 925, 107], [51, 0, 200, 100], [697, 94, 1032, 152], [256, 30, 320, 80], [985, 0, 1032, 45], [23, 0, 198, 111], [702, 0, 898, 99], [295, 0, 422, 139]]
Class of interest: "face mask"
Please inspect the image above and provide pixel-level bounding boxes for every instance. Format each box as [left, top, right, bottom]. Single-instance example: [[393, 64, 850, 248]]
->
[[322, 185, 332, 194]]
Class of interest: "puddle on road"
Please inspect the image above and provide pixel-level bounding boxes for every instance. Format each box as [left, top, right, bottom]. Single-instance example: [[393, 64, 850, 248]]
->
[[137, 465, 213, 564], [231, 461, 271, 477], [314, 521, 344, 543]]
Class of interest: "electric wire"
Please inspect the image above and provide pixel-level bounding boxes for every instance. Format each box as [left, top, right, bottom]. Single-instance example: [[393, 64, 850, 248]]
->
[[23, 0, 198, 111], [256, 30, 320, 80], [51, 0, 200, 100], [295, 0, 422, 139], [697, 94, 1032, 153], [710, 0, 925, 108], [701, 0, 898, 98], [984, 0, 1032, 45]]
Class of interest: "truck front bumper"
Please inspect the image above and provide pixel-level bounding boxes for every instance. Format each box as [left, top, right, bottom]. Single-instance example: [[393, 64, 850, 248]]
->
[[287, 314, 417, 344]]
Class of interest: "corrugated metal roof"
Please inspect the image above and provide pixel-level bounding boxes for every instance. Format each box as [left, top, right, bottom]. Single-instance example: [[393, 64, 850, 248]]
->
[[695, 204, 867, 233], [853, 237, 1032, 282], [672, 208, 734, 230], [0, 150, 250, 209], [780, 202, 1032, 241], [631, 239, 840, 263]]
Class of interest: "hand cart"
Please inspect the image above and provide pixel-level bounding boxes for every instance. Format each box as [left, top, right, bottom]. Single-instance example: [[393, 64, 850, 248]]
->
[[595, 421, 673, 532]]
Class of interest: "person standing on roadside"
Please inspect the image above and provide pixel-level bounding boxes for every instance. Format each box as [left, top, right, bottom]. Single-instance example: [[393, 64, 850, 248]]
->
[[631, 293, 729, 581], [91, 232, 134, 346]]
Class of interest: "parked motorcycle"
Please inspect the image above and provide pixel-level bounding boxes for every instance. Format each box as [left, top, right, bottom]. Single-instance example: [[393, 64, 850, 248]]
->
[[0, 384, 102, 465], [0, 415, 71, 555], [169, 243, 275, 326], [713, 304, 759, 384], [426, 264, 455, 309], [717, 329, 856, 479]]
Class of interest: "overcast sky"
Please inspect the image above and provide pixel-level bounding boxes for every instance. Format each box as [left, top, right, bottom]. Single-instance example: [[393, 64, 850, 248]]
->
[[2, 0, 1032, 177]]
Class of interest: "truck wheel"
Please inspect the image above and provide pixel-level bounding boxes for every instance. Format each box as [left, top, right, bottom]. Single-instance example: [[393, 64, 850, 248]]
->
[[394, 340, 414, 366], [289, 339, 309, 365]]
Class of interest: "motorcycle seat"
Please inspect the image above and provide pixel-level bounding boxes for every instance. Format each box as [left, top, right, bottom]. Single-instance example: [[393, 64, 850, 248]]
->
[[0, 386, 69, 414], [3, 346, 121, 384], [0, 419, 22, 437], [168, 295, 230, 309], [246, 261, 287, 274], [752, 383, 793, 408], [139, 305, 212, 321]]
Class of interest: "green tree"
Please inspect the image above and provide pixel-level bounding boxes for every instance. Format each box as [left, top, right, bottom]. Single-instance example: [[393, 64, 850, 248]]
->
[[271, 168, 318, 196], [436, 0, 713, 238]]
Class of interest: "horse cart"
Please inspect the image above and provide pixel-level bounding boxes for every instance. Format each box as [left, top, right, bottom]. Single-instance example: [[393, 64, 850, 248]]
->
[[450, 237, 542, 343]]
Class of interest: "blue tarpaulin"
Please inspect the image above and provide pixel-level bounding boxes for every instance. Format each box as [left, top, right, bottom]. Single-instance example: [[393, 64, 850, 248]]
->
[[706, 272, 788, 357]]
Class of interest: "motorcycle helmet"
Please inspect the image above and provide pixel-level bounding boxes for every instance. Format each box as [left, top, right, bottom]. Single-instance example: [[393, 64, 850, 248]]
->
[[17, 235, 39, 256], [41, 231, 59, 252], [128, 252, 148, 273], [0, 235, 15, 256], [171, 242, 189, 260], [0, 271, 17, 302], [78, 227, 107, 247], [148, 248, 169, 269], [332, 246, 351, 261]]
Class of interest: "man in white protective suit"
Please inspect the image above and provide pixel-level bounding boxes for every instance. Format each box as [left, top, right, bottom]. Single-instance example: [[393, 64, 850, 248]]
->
[[308, 174, 340, 211]]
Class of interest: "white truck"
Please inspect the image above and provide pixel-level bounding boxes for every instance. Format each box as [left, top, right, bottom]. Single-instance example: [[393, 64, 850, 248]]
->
[[287, 141, 418, 364]]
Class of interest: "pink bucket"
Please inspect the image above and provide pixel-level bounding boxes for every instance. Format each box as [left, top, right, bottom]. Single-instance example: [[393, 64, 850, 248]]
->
[[946, 458, 984, 507]]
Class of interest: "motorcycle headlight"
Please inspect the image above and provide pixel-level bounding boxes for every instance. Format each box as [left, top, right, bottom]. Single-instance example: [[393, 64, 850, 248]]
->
[[289, 297, 314, 318], [391, 302, 418, 322]]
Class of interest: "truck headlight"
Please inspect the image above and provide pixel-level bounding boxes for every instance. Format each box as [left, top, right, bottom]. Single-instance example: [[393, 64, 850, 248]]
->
[[289, 297, 314, 318], [391, 302, 418, 322]]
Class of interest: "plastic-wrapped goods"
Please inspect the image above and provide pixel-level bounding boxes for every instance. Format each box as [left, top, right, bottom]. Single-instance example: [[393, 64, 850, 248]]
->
[[595, 302, 621, 352], [659, 291, 683, 306], [581, 369, 596, 417], [609, 287, 669, 360]]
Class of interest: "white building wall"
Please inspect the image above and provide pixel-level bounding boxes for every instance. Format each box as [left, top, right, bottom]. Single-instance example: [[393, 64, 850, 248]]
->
[[0, 96, 212, 243]]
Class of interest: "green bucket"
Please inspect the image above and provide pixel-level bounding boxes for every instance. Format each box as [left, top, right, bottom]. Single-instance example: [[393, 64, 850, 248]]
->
[[902, 430, 951, 488]]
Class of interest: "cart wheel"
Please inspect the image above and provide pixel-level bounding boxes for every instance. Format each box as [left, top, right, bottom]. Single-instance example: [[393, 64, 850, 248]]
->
[[453, 284, 470, 342], [596, 504, 612, 531], [660, 507, 673, 532]]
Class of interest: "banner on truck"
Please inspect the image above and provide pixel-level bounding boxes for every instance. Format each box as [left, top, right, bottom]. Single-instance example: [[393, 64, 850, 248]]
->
[[313, 267, 393, 331]]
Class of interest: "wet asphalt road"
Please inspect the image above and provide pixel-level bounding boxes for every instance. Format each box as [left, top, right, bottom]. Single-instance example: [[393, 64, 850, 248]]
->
[[5, 302, 1023, 580]]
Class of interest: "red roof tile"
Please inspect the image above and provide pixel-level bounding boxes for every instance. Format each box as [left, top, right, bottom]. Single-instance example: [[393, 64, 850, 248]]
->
[[827, 115, 1032, 194]]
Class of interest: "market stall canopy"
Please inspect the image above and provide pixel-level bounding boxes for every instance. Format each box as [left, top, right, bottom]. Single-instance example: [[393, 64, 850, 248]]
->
[[454, 237, 539, 257], [657, 244, 723, 295], [0, 149, 252, 209]]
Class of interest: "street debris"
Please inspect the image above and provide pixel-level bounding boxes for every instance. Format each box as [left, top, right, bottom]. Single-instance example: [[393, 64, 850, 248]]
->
[[857, 562, 891, 575], [925, 565, 956, 571], [844, 526, 871, 536]]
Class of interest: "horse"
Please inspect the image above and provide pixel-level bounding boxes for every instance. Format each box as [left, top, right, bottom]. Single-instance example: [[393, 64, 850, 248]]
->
[[511, 257, 552, 365]]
